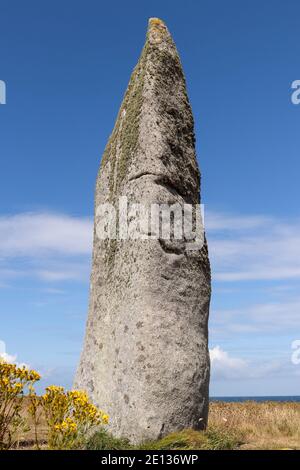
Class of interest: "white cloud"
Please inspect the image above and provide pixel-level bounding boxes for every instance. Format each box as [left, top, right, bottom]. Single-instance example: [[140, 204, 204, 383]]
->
[[0, 351, 17, 363], [0, 212, 93, 257], [206, 210, 300, 338], [42, 287, 66, 295], [0, 340, 29, 368], [207, 211, 300, 282], [37, 264, 89, 282], [210, 346, 247, 379], [209, 346, 284, 381], [0, 212, 93, 283], [206, 211, 271, 231], [211, 299, 300, 334]]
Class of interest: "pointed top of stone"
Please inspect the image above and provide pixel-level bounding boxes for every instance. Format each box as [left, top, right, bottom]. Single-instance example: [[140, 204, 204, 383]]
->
[[147, 17, 174, 45], [148, 17, 166, 26], [148, 17, 165, 25], [148, 17, 167, 33]]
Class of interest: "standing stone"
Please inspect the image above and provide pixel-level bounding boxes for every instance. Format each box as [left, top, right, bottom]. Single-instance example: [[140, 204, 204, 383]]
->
[[75, 18, 211, 443]]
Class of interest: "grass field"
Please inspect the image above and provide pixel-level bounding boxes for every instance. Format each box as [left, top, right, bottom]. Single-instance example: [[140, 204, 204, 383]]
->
[[16, 400, 300, 450], [209, 401, 300, 450]]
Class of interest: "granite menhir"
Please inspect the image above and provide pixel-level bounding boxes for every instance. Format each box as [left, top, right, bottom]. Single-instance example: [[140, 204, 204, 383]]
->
[[75, 18, 211, 443]]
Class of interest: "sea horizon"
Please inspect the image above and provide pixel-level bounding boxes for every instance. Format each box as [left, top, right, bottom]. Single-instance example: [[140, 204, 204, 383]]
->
[[210, 395, 300, 402]]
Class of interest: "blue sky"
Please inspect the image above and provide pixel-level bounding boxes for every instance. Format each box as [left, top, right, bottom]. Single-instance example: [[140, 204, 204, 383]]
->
[[1, 0, 300, 396]]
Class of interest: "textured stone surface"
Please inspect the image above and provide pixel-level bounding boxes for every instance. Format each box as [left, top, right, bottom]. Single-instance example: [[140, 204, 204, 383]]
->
[[75, 18, 211, 443]]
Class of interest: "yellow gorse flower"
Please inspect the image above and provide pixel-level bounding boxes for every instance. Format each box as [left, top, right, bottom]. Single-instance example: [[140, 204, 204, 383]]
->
[[0, 358, 41, 449], [39, 385, 109, 449], [0, 357, 109, 450]]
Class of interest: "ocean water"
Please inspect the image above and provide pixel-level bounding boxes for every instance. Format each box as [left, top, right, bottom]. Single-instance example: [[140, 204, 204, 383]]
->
[[210, 396, 300, 403]]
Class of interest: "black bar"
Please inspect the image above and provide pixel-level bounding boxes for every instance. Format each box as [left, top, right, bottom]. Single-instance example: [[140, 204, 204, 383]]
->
[[0, 450, 299, 466]]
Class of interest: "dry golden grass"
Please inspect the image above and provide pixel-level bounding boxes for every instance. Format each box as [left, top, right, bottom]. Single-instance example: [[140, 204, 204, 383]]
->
[[15, 400, 300, 450], [15, 397, 47, 449], [209, 401, 300, 449]]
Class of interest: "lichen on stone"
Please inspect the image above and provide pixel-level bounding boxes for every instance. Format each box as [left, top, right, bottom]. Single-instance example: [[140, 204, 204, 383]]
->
[[100, 43, 149, 198]]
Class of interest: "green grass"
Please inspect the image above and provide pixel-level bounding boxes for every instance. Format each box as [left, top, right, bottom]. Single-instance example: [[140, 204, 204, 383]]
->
[[203, 427, 243, 450], [86, 427, 243, 451], [85, 429, 132, 450], [138, 428, 242, 451]]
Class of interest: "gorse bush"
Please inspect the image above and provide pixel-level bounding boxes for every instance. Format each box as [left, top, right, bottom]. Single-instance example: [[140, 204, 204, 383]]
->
[[0, 358, 40, 449], [0, 358, 109, 450], [33, 386, 109, 449]]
